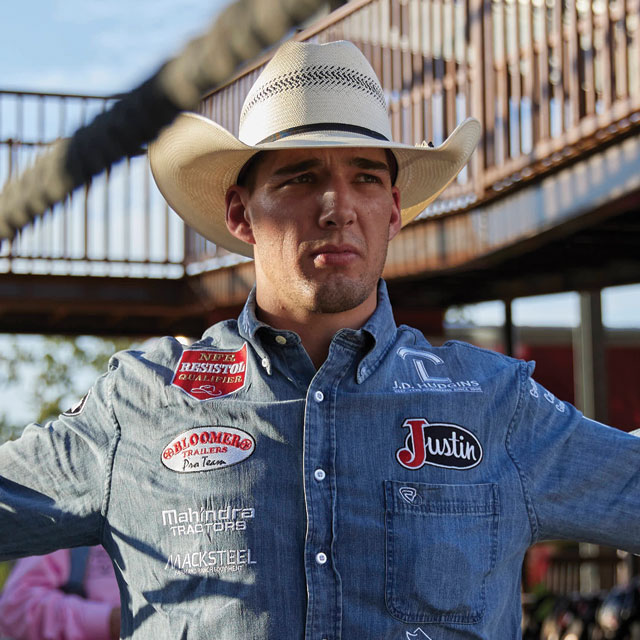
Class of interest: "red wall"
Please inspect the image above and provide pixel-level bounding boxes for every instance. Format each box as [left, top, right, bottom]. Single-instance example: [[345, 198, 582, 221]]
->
[[517, 344, 640, 432]]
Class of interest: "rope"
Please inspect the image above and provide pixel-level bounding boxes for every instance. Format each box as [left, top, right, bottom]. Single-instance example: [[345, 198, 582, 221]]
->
[[0, 0, 326, 239]]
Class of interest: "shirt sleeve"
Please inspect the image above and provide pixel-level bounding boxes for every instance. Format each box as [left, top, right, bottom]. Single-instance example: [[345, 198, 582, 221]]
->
[[0, 549, 113, 640], [0, 364, 119, 560], [506, 362, 640, 552]]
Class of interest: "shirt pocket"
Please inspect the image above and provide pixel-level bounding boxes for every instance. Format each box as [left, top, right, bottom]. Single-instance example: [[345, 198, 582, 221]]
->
[[384, 480, 499, 625]]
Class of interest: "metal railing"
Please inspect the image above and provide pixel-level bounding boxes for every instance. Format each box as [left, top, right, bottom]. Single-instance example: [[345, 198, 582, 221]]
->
[[0, 90, 186, 278], [2, 0, 639, 277], [204, 0, 640, 199]]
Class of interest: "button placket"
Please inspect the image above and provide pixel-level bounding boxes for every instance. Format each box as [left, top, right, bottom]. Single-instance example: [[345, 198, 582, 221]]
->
[[302, 339, 360, 640], [304, 372, 343, 640]]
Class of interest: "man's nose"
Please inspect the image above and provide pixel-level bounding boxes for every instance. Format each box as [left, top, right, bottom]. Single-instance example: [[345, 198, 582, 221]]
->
[[317, 178, 357, 228]]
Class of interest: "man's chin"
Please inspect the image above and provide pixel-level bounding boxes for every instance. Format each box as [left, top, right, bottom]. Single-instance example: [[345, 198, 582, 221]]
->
[[305, 278, 376, 314]]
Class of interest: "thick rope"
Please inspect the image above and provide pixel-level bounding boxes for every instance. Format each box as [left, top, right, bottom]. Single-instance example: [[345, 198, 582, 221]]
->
[[0, 0, 326, 239]]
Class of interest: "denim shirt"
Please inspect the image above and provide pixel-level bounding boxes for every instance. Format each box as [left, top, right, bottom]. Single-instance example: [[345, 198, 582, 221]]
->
[[0, 281, 639, 639]]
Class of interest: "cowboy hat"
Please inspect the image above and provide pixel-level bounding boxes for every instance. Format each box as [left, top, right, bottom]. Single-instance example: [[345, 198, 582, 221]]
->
[[149, 40, 481, 258]]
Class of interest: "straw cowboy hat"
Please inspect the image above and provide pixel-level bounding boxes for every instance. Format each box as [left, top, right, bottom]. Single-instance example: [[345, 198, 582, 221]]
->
[[149, 39, 481, 258]]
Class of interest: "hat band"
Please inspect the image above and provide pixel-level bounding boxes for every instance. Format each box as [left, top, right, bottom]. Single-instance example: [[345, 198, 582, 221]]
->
[[257, 123, 389, 145]]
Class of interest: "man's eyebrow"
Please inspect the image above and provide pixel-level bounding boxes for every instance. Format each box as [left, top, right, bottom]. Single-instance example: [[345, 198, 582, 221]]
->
[[270, 156, 390, 178], [349, 157, 390, 173], [271, 159, 322, 177]]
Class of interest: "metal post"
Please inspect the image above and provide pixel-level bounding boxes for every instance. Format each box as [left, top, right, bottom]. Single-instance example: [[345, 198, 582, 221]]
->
[[503, 299, 514, 357], [573, 290, 612, 591], [572, 290, 608, 423]]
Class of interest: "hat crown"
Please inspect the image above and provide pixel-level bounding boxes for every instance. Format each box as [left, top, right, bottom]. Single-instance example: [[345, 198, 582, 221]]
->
[[239, 40, 392, 146]]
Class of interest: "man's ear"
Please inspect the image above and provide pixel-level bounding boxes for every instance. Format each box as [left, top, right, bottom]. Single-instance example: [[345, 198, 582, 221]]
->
[[388, 186, 402, 241], [225, 186, 256, 246]]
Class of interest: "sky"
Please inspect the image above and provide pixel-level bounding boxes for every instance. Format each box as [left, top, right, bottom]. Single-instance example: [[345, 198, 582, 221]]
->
[[0, 0, 639, 329], [2, 0, 233, 95]]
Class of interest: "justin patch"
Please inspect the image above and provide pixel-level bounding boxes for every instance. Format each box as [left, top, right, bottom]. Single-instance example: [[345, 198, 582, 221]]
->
[[162, 426, 255, 473], [172, 343, 247, 401], [396, 418, 483, 470]]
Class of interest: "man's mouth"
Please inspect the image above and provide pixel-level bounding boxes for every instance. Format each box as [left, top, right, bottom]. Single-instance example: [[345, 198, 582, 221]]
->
[[310, 244, 360, 266]]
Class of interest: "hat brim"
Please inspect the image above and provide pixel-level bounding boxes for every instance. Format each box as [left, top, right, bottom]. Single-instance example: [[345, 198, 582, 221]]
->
[[149, 113, 481, 258]]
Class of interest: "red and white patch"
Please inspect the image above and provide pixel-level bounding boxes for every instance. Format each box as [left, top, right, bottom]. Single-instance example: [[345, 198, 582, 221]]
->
[[396, 418, 483, 470], [162, 426, 255, 473], [171, 343, 248, 401]]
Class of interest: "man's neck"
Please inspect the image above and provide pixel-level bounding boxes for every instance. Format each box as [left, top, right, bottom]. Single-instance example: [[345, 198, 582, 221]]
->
[[255, 294, 377, 370]]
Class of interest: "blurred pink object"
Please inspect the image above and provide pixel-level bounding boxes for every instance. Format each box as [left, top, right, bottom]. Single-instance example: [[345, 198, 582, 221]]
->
[[0, 546, 119, 640]]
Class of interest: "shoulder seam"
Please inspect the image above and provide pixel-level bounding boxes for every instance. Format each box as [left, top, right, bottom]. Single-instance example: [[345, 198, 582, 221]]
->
[[100, 367, 122, 540], [504, 360, 540, 544], [443, 339, 522, 365]]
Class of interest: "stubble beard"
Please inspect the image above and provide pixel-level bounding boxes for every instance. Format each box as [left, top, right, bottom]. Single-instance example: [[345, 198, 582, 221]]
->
[[256, 237, 389, 317], [300, 275, 373, 313], [297, 247, 388, 314]]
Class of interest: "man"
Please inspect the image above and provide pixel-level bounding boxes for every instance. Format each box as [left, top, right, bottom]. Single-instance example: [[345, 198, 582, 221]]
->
[[0, 40, 638, 640]]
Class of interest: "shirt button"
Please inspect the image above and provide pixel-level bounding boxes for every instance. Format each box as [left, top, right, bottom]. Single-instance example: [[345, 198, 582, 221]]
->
[[314, 468, 326, 481], [261, 358, 269, 368], [314, 390, 324, 402], [275, 335, 287, 345], [315, 552, 328, 565]]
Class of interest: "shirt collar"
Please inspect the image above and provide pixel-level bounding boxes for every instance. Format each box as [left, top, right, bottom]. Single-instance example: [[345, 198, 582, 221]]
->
[[238, 286, 268, 344], [354, 279, 398, 384], [238, 280, 398, 383], [237, 287, 277, 375]]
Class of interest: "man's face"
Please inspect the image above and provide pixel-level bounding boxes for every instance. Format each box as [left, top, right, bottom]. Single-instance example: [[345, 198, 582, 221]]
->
[[226, 147, 401, 316]]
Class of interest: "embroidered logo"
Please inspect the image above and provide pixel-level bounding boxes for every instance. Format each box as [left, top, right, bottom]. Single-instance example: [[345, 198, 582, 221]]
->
[[406, 629, 433, 640], [398, 486, 421, 505], [530, 379, 566, 412], [165, 547, 257, 575], [396, 418, 483, 470], [161, 504, 255, 537], [172, 343, 247, 401], [162, 426, 255, 473], [393, 348, 482, 394]]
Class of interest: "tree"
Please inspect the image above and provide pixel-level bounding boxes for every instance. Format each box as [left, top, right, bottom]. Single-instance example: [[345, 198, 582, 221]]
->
[[0, 334, 138, 589], [0, 334, 137, 443]]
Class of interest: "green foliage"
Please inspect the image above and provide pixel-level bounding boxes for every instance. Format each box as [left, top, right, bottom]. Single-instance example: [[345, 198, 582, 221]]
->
[[0, 561, 13, 590], [0, 335, 137, 443]]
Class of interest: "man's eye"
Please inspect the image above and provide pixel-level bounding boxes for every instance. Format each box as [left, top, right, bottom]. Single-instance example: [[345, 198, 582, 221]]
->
[[357, 174, 382, 184], [288, 174, 314, 184]]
